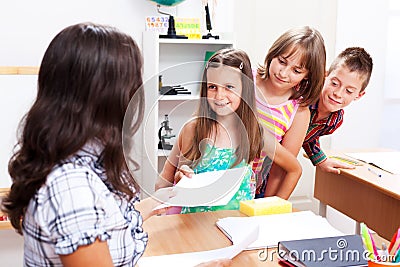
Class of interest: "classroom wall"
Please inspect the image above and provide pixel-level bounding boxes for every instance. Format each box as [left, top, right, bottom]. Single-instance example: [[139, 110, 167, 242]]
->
[[233, 0, 337, 68], [331, 0, 387, 150], [332, 0, 400, 152], [1, 0, 392, 264], [0, 0, 234, 66]]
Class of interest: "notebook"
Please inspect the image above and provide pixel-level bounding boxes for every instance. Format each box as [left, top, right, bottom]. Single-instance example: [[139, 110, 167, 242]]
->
[[345, 151, 400, 174], [277, 235, 368, 267], [216, 211, 343, 249]]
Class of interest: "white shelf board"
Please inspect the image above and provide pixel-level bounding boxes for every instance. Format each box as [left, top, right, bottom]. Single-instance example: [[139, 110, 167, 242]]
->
[[158, 38, 233, 45], [158, 94, 199, 101]]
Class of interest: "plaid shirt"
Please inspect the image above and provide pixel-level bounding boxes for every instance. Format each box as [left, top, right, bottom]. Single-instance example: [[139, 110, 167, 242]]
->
[[22, 143, 147, 266], [302, 101, 344, 165]]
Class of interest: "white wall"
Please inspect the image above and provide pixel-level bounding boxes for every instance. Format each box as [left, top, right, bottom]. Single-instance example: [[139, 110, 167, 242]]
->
[[0, 230, 24, 266], [333, 0, 400, 151], [332, 0, 387, 151], [233, 0, 338, 69], [0, 0, 234, 66], [0, 75, 38, 188], [1, 0, 154, 66]]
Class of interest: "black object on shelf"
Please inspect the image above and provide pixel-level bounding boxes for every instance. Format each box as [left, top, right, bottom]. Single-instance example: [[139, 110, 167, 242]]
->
[[160, 85, 191, 95], [158, 115, 175, 150], [157, 5, 188, 39], [202, 3, 219, 40]]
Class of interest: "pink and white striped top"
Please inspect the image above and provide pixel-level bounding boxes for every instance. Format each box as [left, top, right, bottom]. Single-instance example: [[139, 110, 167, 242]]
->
[[256, 94, 299, 142], [252, 94, 300, 173]]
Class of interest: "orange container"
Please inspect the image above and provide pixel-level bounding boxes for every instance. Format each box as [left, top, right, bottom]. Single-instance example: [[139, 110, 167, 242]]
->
[[368, 260, 400, 266]]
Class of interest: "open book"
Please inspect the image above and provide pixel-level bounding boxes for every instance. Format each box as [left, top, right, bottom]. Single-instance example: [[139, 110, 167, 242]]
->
[[216, 211, 343, 249]]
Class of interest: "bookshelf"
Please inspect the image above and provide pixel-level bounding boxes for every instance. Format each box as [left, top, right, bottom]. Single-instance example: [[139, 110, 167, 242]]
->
[[138, 32, 234, 195]]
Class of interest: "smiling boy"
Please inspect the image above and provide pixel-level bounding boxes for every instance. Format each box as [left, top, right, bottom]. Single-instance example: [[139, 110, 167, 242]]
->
[[302, 47, 373, 174]]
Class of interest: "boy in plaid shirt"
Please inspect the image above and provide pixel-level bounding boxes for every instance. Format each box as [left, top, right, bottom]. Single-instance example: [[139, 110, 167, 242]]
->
[[303, 47, 373, 174]]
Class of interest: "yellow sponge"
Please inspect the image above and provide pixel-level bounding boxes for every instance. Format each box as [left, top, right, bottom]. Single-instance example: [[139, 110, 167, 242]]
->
[[240, 196, 292, 216]]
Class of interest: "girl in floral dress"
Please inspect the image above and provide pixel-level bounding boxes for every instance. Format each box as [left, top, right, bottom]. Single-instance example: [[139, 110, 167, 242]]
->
[[156, 49, 301, 213]]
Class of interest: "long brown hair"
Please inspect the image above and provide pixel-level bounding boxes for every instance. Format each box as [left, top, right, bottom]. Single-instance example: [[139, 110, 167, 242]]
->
[[183, 48, 263, 167], [258, 26, 326, 106], [2, 22, 144, 233]]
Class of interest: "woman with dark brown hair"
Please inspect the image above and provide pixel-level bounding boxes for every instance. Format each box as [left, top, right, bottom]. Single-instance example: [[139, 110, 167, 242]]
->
[[1, 22, 170, 267]]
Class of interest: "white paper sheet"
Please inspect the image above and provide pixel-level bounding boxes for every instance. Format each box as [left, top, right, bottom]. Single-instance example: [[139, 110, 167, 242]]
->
[[345, 151, 400, 174], [216, 211, 343, 249], [137, 224, 259, 267], [156, 167, 248, 208]]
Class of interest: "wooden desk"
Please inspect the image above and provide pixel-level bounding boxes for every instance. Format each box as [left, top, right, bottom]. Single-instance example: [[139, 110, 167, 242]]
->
[[143, 210, 281, 266], [314, 154, 400, 240]]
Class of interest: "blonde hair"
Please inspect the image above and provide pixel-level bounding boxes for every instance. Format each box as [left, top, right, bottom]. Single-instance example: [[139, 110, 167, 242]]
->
[[258, 26, 326, 106]]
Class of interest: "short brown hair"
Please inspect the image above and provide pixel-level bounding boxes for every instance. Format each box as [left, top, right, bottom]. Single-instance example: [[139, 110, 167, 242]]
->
[[328, 47, 373, 92]]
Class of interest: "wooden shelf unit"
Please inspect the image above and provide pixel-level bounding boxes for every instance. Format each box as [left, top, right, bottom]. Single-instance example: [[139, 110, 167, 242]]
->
[[0, 66, 39, 75]]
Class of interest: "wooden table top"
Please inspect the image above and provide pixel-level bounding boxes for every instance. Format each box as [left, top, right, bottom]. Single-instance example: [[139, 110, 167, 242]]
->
[[142, 210, 283, 267]]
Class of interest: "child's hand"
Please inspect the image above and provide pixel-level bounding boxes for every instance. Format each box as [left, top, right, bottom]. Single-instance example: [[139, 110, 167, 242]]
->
[[174, 164, 194, 184], [317, 158, 355, 174]]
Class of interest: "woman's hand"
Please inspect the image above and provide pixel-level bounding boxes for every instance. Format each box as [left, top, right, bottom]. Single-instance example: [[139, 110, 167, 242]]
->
[[174, 164, 194, 184], [135, 187, 176, 220]]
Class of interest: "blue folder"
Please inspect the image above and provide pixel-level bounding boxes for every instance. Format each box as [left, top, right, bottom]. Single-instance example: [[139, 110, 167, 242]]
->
[[278, 234, 368, 267]]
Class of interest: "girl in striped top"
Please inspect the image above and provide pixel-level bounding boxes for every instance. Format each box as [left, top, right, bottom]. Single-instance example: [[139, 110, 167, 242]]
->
[[253, 26, 326, 199]]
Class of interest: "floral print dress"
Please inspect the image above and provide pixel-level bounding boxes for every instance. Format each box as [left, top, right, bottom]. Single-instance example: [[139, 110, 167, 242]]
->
[[181, 143, 253, 214]]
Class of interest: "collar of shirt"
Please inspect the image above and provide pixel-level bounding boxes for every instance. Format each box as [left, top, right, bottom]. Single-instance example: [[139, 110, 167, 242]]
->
[[309, 101, 344, 125]]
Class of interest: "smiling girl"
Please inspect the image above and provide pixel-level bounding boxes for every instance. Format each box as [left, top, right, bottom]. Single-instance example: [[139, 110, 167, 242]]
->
[[254, 26, 326, 199], [155, 48, 301, 213]]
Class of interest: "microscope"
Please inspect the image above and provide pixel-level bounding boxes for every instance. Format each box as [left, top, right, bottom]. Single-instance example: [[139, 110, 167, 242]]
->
[[158, 114, 176, 150]]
